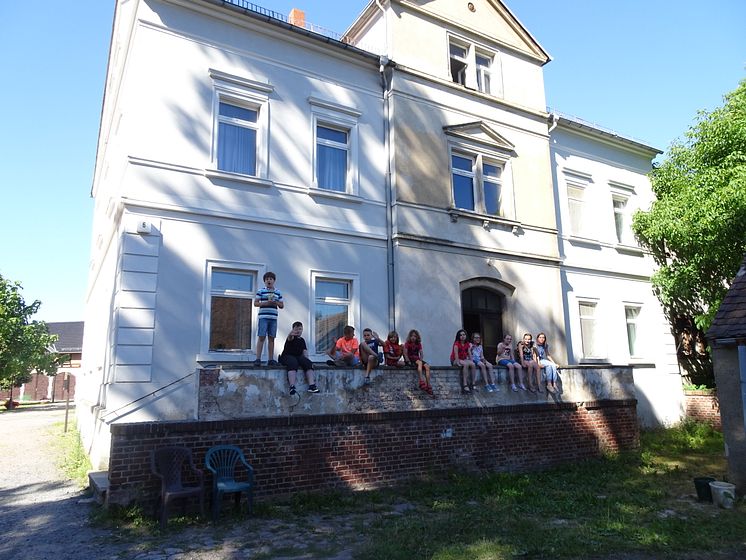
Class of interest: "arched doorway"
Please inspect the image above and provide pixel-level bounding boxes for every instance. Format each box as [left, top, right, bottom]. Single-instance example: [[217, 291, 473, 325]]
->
[[461, 286, 505, 363]]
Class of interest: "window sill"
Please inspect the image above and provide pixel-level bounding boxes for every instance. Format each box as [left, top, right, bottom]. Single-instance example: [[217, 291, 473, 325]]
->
[[614, 243, 645, 256], [205, 168, 274, 188], [447, 208, 520, 230], [308, 188, 363, 204], [196, 352, 255, 364], [567, 235, 602, 248]]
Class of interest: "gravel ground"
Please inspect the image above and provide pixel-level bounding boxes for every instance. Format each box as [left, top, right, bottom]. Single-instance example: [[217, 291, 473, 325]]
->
[[0, 403, 372, 560], [1, 403, 744, 560]]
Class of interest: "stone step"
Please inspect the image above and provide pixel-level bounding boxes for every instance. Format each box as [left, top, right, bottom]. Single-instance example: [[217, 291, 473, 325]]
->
[[88, 470, 110, 505]]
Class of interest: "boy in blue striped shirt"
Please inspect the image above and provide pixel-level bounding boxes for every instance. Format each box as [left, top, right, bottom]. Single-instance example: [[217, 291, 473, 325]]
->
[[253, 271, 284, 366]]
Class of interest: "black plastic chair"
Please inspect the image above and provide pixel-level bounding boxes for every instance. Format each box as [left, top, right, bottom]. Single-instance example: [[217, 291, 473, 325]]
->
[[204, 445, 255, 520], [150, 446, 205, 528]]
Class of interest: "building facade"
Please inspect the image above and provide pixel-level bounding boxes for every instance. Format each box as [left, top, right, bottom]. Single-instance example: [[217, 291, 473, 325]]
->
[[79, 0, 680, 469]]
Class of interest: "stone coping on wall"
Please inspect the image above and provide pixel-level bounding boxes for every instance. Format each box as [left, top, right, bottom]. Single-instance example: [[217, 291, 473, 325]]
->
[[197, 364, 636, 421], [111, 398, 637, 434]]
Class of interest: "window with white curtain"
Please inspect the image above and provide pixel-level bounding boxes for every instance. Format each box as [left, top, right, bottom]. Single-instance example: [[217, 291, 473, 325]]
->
[[613, 195, 628, 243], [567, 185, 586, 236], [309, 97, 360, 195], [316, 124, 349, 192], [625, 305, 641, 357], [579, 301, 601, 358], [210, 69, 272, 180], [217, 102, 258, 175], [208, 268, 256, 352]]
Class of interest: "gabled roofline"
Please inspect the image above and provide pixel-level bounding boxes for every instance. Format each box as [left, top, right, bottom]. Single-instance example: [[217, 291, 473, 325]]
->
[[345, 0, 551, 65], [443, 121, 516, 151]]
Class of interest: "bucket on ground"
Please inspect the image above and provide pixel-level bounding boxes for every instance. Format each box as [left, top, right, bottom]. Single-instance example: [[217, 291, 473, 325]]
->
[[694, 477, 715, 502], [709, 481, 736, 509]]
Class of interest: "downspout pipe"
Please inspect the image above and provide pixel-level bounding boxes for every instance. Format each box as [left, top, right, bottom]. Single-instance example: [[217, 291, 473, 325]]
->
[[380, 56, 396, 333]]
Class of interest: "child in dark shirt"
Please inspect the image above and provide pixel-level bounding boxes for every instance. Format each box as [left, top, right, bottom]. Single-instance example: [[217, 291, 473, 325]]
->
[[279, 321, 318, 394]]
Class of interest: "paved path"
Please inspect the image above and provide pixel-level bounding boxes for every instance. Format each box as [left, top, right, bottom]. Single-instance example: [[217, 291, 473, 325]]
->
[[0, 404, 371, 559]]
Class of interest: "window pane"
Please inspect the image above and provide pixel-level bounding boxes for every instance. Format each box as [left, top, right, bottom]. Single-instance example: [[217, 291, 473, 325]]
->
[[453, 174, 475, 210], [315, 303, 348, 353], [484, 180, 500, 215], [212, 270, 253, 293], [476, 54, 491, 67], [218, 122, 256, 175], [318, 125, 348, 144], [452, 155, 472, 171], [483, 163, 501, 179], [450, 59, 467, 85], [625, 306, 640, 356], [317, 280, 349, 299], [219, 102, 257, 122], [626, 322, 637, 356], [209, 296, 252, 351], [450, 43, 467, 57], [317, 144, 347, 191], [579, 302, 598, 357]]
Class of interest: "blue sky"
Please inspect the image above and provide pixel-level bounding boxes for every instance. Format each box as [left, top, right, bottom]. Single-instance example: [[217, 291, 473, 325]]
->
[[0, 0, 744, 322]]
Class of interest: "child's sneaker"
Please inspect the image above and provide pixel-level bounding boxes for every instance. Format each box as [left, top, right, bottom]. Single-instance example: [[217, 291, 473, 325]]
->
[[485, 384, 494, 393], [492, 384, 500, 392], [267, 359, 279, 366], [253, 358, 262, 366], [289, 385, 297, 396], [307, 384, 320, 393], [425, 384, 433, 395], [511, 384, 518, 392]]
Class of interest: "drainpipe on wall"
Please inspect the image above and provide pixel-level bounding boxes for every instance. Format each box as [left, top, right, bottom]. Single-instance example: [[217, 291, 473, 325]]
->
[[375, 0, 396, 332], [380, 56, 395, 333]]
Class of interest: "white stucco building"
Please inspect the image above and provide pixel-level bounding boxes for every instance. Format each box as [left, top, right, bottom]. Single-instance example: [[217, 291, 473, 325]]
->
[[79, 0, 682, 468]]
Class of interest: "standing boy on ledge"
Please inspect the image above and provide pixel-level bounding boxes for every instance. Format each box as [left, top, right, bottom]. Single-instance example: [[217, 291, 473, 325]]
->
[[254, 271, 283, 366]]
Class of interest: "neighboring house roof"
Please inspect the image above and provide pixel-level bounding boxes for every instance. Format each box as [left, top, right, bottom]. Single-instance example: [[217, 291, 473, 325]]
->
[[46, 321, 84, 353], [553, 113, 662, 156], [707, 256, 746, 341]]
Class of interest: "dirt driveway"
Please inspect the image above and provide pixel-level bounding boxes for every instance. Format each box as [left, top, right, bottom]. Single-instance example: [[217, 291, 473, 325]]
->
[[0, 403, 368, 559]]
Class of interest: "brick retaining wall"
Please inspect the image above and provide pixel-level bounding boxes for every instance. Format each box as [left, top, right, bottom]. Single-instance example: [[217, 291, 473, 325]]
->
[[684, 391, 721, 430], [107, 399, 638, 507]]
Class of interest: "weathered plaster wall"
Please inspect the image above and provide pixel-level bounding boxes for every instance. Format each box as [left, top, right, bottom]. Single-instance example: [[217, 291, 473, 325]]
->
[[198, 365, 634, 420]]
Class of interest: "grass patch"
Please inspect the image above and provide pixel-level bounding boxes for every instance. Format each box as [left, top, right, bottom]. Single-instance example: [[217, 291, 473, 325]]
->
[[51, 418, 92, 488], [350, 422, 742, 559]]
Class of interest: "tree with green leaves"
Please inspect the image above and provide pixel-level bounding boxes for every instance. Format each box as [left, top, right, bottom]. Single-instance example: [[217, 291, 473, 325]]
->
[[0, 274, 62, 408], [633, 78, 746, 333]]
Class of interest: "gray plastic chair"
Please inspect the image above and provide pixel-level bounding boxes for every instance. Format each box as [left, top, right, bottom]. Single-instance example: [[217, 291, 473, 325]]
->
[[150, 446, 204, 528]]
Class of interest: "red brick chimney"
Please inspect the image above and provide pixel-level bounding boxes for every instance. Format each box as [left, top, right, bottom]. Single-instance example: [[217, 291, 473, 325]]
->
[[288, 8, 305, 28]]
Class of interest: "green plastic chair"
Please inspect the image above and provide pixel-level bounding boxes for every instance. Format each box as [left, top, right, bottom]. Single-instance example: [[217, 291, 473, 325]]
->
[[204, 445, 255, 520]]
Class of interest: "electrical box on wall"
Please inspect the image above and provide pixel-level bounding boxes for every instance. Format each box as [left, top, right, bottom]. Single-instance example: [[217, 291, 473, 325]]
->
[[136, 220, 152, 234]]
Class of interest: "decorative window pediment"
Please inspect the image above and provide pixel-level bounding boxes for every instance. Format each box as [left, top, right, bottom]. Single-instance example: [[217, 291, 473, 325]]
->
[[443, 122, 515, 154]]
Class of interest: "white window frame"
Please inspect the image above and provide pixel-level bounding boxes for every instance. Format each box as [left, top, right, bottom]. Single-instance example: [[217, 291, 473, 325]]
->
[[577, 298, 606, 361], [563, 170, 593, 239], [624, 304, 643, 359], [309, 97, 361, 196], [199, 260, 265, 361], [609, 182, 636, 246], [447, 36, 502, 97], [309, 270, 359, 359], [475, 50, 493, 94], [209, 69, 272, 182], [449, 142, 512, 219]]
